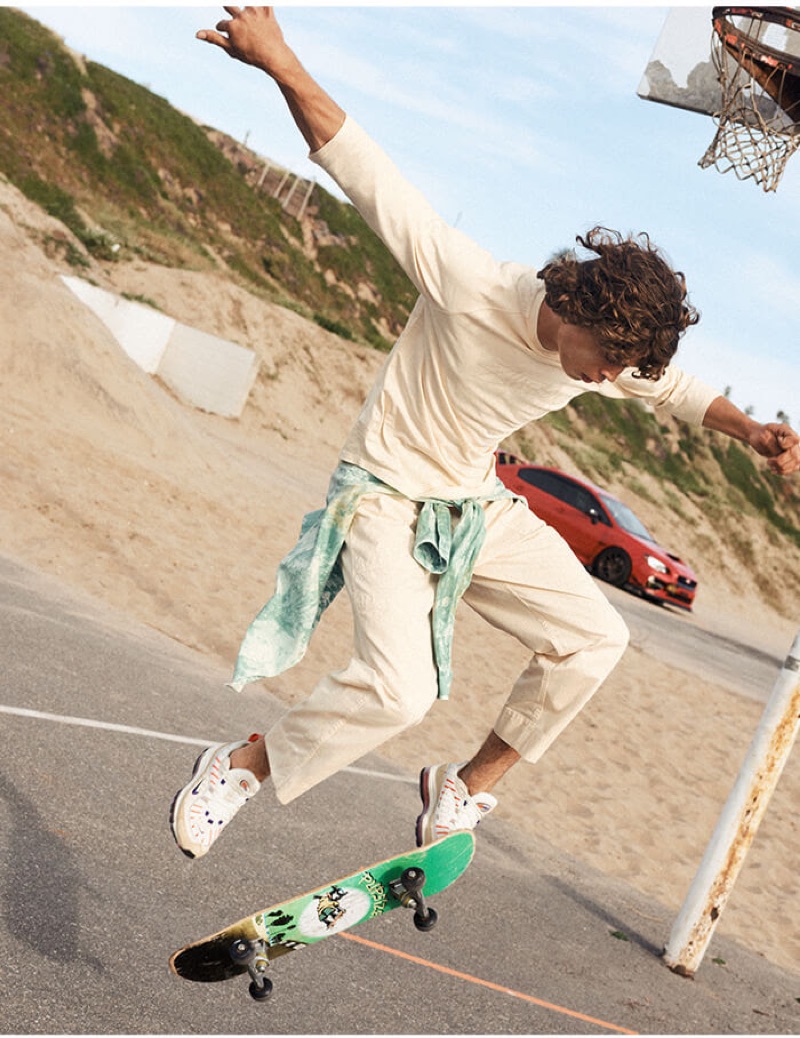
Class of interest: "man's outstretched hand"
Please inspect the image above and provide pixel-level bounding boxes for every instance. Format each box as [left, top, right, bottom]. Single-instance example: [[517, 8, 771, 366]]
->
[[196, 6, 345, 151], [196, 6, 295, 79]]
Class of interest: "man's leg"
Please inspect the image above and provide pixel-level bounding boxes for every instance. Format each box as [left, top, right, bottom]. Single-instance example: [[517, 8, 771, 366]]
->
[[463, 497, 629, 769], [417, 497, 628, 844], [173, 492, 439, 857], [256, 491, 440, 804]]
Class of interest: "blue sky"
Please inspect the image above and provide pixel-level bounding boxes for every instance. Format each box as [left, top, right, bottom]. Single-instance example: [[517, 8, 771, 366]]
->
[[22, 5, 800, 425]]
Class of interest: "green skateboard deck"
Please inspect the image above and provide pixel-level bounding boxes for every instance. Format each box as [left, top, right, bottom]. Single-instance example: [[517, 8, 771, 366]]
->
[[170, 829, 474, 999]]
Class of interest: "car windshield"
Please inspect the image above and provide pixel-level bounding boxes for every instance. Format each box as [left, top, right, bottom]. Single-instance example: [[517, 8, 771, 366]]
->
[[599, 494, 655, 542]]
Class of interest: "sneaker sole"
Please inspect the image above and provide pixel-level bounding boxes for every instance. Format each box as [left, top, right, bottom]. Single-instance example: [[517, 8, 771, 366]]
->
[[415, 766, 437, 847]]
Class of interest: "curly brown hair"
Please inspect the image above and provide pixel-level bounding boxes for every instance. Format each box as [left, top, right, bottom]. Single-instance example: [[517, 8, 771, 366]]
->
[[537, 226, 700, 380]]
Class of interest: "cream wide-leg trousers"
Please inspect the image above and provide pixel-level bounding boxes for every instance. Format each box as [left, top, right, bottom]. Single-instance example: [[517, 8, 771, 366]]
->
[[266, 492, 629, 803]]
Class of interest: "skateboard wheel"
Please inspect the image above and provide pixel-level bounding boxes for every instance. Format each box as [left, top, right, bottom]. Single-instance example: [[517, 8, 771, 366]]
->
[[230, 938, 254, 965], [413, 906, 438, 932], [401, 867, 425, 894], [249, 977, 273, 1001]]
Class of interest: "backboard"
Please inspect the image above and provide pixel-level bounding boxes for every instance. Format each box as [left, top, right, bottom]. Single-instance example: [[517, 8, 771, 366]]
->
[[638, 6, 800, 127], [637, 7, 725, 117]]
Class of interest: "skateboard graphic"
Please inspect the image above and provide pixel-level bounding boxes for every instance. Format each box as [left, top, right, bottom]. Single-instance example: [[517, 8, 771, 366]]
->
[[170, 829, 475, 1001]]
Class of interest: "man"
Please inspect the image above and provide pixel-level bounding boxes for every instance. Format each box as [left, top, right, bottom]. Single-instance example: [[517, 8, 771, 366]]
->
[[171, 7, 800, 860]]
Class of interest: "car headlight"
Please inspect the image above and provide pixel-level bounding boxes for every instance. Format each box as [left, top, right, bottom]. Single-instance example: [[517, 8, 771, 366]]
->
[[646, 555, 669, 575]]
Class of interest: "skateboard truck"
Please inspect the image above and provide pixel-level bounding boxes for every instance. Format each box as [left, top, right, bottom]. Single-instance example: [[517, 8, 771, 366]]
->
[[229, 937, 274, 1001], [227, 867, 436, 1002], [389, 866, 438, 932]]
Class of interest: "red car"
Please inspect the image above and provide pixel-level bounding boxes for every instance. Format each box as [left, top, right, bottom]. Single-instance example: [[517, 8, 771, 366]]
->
[[496, 459, 698, 610]]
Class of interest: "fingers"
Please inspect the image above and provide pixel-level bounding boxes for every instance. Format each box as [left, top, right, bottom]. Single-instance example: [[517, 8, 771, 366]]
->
[[768, 442, 800, 476], [770, 425, 800, 474], [196, 28, 230, 51], [750, 422, 800, 475], [196, 7, 244, 51], [197, 6, 282, 71], [757, 422, 799, 458]]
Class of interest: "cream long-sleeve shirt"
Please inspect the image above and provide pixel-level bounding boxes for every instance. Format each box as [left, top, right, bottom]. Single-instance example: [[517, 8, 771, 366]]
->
[[310, 117, 719, 500]]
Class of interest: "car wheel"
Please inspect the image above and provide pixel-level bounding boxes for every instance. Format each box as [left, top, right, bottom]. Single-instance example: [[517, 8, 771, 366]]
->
[[592, 547, 632, 587]]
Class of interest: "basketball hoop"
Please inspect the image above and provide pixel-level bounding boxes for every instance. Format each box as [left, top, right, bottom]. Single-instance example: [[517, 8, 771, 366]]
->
[[699, 6, 800, 192]]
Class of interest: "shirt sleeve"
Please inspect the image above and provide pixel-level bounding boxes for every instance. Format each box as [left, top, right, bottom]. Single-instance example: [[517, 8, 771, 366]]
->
[[310, 116, 504, 312], [595, 364, 720, 427]]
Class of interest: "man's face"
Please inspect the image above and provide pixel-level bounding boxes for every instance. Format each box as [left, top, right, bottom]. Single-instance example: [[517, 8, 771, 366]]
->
[[556, 323, 627, 384]]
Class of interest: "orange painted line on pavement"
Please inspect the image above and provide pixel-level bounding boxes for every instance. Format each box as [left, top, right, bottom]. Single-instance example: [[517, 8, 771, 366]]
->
[[339, 931, 638, 1035]]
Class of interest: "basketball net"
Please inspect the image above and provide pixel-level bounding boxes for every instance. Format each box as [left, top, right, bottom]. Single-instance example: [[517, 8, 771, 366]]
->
[[699, 6, 800, 192]]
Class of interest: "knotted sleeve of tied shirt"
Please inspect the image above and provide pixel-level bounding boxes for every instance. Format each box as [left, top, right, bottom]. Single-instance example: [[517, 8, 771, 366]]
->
[[229, 463, 511, 699]]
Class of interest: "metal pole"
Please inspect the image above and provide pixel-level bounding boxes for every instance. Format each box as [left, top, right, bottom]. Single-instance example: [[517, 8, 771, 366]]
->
[[663, 629, 800, 977]]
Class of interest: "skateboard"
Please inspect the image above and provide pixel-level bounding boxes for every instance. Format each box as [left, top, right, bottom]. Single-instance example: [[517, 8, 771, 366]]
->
[[170, 829, 475, 1001]]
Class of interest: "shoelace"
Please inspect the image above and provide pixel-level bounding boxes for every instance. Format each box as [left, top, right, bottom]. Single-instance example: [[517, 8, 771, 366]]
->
[[201, 769, 256, 822], [456, 792, 495, 829], [220, 773, 255, 802]]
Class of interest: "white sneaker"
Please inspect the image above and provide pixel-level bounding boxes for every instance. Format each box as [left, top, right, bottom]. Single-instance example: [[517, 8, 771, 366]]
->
[[170, 740, 261, 859], [416, 762, 496, 846]]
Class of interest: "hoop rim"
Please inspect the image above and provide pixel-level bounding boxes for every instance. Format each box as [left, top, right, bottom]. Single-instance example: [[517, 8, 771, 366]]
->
[[711, 6, 800, 71]]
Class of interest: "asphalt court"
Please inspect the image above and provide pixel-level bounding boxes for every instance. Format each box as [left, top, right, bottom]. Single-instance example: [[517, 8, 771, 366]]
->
[[2, 551, 799, 1034]]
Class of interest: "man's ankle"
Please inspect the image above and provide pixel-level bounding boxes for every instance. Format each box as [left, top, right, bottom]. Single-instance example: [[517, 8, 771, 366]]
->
[[230, 737, 270, 782], [458, 763, 483, 798]]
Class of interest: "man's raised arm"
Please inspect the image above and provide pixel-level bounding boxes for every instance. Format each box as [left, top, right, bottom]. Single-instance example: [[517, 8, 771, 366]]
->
[[196, 6, 345, 152]]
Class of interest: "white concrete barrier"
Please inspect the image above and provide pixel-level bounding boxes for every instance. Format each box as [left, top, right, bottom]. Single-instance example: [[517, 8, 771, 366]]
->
[[61, 275, 259, 417], [160, 321, 259, 418], [61, 275, 173, 373]]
